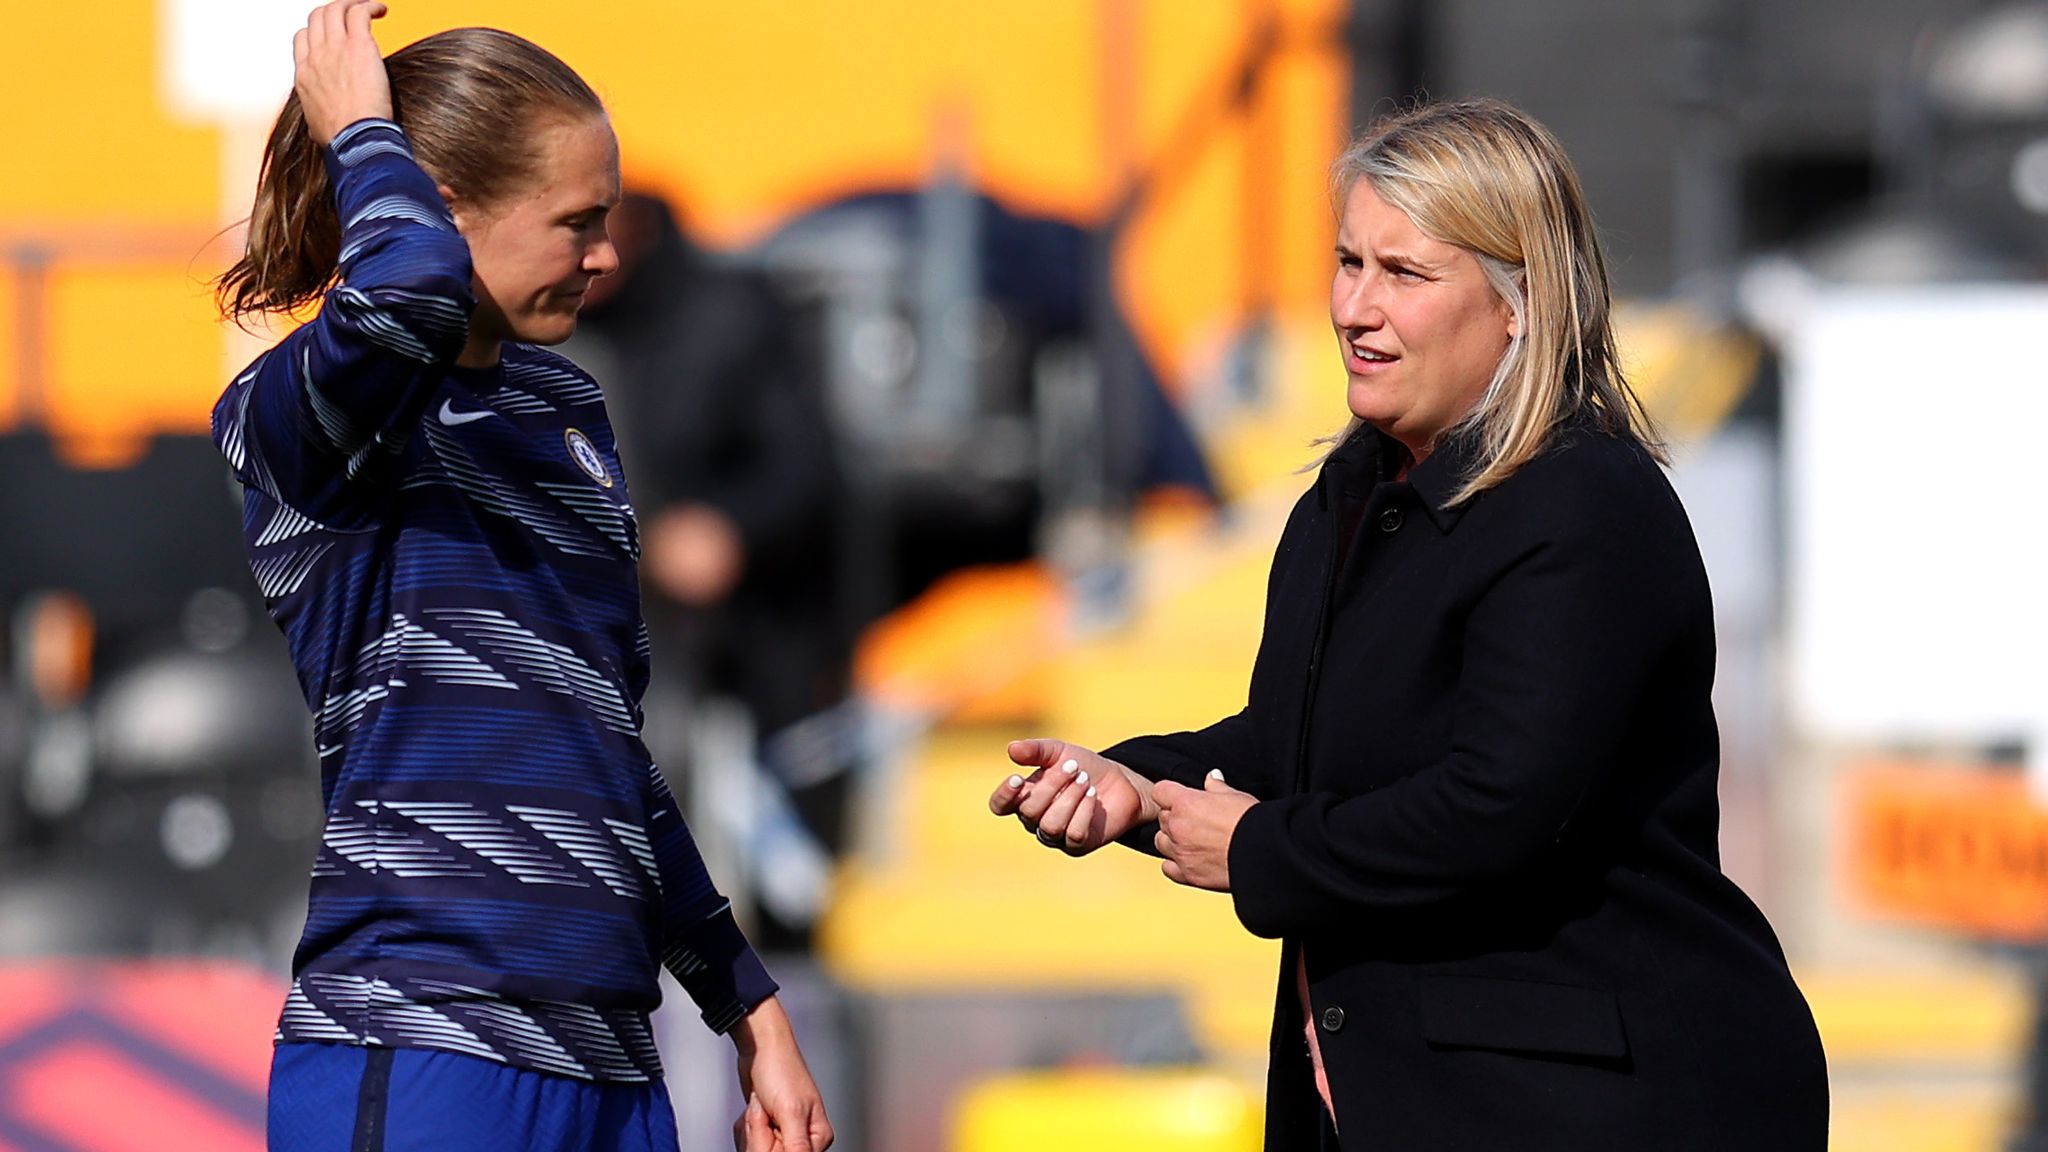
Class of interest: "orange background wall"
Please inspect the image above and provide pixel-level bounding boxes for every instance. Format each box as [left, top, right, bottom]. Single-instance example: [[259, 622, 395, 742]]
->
[[0, 0, 1348, 461]]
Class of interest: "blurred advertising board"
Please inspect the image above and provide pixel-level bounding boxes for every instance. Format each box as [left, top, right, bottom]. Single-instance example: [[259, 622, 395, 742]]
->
[[0, 961, 276, 1150], [1845, 761, 2048, 940]]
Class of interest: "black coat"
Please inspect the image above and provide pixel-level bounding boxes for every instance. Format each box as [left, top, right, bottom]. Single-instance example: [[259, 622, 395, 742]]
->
[[1106, 420, 1827, 1150]]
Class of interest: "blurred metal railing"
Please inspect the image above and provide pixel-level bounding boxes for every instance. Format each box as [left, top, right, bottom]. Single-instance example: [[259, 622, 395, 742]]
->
[[0, 222, 229, 433]]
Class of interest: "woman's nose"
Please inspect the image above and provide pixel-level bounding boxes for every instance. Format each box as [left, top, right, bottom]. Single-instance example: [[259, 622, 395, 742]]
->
[[1332, 278, 1384, 330]]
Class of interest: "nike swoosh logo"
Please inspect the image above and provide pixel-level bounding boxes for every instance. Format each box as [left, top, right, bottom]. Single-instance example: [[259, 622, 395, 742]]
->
[[439, 399, 495, 426]]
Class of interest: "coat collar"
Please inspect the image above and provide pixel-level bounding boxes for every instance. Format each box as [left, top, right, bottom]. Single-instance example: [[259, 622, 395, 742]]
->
[[1318, 422, 1385, 496], [1319, 421, 1481, 534], [1407, 424, 1484, 533]]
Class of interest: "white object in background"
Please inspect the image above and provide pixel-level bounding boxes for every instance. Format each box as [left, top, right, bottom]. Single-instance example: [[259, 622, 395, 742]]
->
[[159, 0, 309, 375], [1783, 285, 2048, 793], [159, 0, 303, 122]]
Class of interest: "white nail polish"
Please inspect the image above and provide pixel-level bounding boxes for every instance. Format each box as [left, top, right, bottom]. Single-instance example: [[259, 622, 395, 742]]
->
[[1085, 786, 1097, 798], [1061, 759, 1079, 775], [1207, 769, 1224, 781], [1007, 775, 1023, 788], [1076, 771, 1089, 785]]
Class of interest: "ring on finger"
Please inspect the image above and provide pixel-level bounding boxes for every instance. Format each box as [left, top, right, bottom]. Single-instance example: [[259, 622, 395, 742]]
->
[[1035, 826, 1065, 848]]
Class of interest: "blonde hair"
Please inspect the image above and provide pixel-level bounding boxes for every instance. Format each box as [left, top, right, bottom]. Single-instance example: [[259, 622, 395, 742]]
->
[[1329, 98, 1663, 504]]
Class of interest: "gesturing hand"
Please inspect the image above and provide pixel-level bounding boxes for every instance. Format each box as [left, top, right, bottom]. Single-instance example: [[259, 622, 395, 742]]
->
[[1153, 771, 1256, 891], [293, 0, 394, 146], [989, 738, 1155, 856]]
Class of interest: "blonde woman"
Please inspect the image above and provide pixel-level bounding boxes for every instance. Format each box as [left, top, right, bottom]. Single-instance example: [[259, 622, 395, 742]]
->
[[991, 99, 1826, 1149]]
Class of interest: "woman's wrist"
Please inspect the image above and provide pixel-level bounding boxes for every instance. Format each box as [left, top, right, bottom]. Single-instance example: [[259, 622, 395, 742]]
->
[[729, 994, 793, 1058], [1114, 762, 1162, 823]]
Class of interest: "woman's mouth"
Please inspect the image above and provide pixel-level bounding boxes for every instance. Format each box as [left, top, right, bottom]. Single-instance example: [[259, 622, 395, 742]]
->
[[1347, 342, 1397, 371]]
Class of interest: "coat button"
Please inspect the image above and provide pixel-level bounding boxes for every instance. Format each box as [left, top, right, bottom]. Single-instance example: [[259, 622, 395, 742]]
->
[[1377, 508, 1404, 533], [1320, 1006, 1346, 1033]]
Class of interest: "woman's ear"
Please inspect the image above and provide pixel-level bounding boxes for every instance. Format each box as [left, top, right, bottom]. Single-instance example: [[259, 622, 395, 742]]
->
[[438, 184, 468, 230]]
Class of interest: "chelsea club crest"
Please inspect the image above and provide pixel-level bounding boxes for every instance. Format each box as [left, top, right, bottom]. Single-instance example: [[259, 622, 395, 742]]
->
[[563, 428, 613, 488]]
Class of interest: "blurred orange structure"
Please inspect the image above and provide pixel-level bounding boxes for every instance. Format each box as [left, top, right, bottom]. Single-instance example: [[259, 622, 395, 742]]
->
[[1, 0, 1349, 464], [1845, 761, 2048, 940]]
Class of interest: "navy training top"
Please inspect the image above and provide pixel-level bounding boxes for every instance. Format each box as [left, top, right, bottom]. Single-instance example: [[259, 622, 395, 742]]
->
[[211, 117, 776, 1083]]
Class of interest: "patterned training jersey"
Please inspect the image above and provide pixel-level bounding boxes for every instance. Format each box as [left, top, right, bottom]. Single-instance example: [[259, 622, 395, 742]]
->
[[211, 118, 776, 1083]]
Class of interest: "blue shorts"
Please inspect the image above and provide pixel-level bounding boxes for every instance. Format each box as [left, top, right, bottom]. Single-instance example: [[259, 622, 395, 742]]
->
[[268, 1042, 681, 1152]]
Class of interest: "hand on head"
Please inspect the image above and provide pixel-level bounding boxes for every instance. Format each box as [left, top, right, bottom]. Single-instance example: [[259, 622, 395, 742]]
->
[[990, 739, 1154, 856], [294, 0, 393, 145]]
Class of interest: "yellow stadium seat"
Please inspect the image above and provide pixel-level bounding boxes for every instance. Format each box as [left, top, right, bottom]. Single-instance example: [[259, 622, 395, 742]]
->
[[951, 1067, 1262, 1152]]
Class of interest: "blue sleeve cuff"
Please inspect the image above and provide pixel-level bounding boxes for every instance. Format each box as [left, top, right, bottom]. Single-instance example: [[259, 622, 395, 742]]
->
[[663, 904, 780, 1034], [320, 117, 411, 182]]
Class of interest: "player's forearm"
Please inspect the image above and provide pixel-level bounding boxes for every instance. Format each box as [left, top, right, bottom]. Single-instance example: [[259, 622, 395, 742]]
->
[[729, 992, 796, 1059]]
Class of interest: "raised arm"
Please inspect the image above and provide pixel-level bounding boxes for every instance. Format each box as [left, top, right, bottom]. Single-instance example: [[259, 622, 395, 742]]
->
[[212, 118, 474, 524], [212, 1, 473, 525]]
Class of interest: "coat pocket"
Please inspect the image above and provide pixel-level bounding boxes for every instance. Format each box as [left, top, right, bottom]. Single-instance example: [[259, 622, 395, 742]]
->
[[1418, 975, 1629, 1061]]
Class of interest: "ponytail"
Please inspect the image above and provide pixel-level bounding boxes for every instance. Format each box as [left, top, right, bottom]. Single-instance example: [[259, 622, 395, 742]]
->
[[216, 91, 341, 321]]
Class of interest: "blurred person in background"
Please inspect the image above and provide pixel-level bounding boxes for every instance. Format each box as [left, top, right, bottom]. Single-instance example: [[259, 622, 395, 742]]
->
[[568, 192, 855, 946], [989, 98, 1827, 1150], [779, 188, 1221, 605], [209, 3, 830, 1148]]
